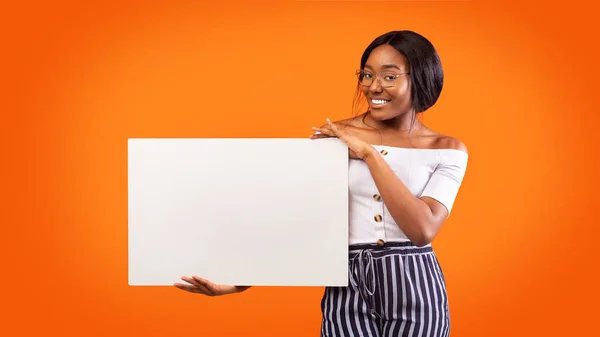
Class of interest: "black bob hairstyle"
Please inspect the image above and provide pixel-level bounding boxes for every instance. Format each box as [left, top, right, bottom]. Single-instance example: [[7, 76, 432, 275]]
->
[[357, 30, 444, 114]]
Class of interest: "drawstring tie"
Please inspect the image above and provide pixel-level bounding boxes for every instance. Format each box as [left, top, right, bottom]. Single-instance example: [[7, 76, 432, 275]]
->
[[349, 249, 380, 318]]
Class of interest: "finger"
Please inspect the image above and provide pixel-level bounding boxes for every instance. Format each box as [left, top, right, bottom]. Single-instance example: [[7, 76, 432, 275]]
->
[[310, 133, 334, 139], [173, 282, 203, 293], [192, 275, 221, 294], [174, 282, 196, 292], [312, 127, 335, 136], [326, 118, 351, 145], [183, 277, 210, 292], [182, 276, 214, 295], [326, 118, 339, 133]]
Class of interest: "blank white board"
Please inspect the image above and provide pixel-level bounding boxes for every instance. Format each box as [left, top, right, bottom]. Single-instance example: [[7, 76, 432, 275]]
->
[[128, 138, 349, 286]]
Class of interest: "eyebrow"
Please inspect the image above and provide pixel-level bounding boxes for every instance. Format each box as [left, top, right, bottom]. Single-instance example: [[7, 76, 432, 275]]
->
[[364, 64, 402, 71]]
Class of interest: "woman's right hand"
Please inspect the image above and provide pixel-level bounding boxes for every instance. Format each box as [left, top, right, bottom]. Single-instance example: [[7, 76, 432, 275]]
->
[[174, 275, 251, 296]]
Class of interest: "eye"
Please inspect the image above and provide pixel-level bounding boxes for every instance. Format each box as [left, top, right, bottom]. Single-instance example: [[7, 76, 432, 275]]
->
[[383, 74, 398, 81], [363, 73, 373, 79]]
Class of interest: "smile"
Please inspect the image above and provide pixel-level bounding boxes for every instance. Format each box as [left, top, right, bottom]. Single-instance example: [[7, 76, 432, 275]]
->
[[371, 99, 391, 106]]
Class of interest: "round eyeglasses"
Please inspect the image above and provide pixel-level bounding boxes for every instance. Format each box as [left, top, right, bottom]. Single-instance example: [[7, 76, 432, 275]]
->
[[355, 69, 410, 88]]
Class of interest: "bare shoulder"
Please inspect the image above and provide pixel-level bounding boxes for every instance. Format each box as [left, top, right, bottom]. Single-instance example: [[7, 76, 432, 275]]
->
[[434, 134, 468, 154]]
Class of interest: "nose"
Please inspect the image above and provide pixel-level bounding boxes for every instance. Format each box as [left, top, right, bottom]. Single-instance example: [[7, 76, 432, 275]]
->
[[368, 78, 383, 93]]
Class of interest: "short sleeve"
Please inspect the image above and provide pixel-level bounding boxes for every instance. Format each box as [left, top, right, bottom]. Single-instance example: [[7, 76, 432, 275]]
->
[[419, 150, 468, 216]]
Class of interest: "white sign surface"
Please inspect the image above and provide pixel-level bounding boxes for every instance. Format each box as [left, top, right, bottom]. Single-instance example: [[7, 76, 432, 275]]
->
[[128, 138, 349, 286]]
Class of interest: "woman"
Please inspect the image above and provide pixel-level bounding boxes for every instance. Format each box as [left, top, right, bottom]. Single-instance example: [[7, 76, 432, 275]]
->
[[174, 30, 468, 337]]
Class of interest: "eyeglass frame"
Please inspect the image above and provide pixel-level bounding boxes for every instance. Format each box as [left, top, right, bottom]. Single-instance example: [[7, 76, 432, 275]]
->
[[355, 69, 411, 88]]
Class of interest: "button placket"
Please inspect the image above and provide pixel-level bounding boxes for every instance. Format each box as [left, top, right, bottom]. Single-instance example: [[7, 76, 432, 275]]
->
[[372, 185, 386, 245], [374, 146, 389, 245]]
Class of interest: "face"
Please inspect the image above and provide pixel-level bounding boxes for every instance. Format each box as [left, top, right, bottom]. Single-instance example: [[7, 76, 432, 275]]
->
[[360, 44, 412, 121]]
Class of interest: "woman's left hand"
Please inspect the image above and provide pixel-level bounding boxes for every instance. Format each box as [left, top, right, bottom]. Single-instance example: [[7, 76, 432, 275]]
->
[[311, 118, 376, 161]]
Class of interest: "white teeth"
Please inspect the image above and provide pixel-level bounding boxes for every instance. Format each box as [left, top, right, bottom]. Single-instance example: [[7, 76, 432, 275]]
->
[[372, 99, 390, 105]]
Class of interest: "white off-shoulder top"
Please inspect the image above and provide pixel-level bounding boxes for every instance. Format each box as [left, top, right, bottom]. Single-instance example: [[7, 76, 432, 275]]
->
[[348, 145, 469, 246]]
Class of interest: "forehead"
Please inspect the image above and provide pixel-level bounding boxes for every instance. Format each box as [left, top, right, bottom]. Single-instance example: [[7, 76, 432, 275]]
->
[[364, 44, 408, 71]]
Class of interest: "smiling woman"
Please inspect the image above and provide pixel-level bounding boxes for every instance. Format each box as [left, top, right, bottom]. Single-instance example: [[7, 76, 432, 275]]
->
[[175, 30, 469, 337], [348, 30, 444, 136]]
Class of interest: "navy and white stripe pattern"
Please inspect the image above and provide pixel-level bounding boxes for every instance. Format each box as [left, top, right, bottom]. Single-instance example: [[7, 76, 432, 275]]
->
[[320, 242, 450, 337]]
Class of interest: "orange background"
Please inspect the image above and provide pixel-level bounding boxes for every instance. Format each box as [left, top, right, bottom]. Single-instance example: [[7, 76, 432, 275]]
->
[[2, 0, 599, 336]]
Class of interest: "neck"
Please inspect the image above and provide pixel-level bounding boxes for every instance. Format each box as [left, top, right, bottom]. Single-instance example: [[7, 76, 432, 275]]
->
[[364, 111, 423, 133]]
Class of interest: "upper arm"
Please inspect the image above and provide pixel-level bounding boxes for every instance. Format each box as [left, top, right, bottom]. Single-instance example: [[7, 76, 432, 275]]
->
[[419, 137, 469, 219]]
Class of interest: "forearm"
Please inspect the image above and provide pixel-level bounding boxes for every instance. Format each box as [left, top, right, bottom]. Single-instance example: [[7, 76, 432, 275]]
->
[[364, 148, 435, 246]]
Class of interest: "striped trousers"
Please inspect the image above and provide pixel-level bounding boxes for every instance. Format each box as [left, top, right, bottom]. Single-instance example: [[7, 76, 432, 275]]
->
[[320, 242, 450, 337]]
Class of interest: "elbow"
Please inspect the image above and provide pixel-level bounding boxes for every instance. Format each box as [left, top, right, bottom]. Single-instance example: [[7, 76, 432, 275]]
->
[[410, 224, 438, 247], [409, 206, 445, 246], [392, 204, 443, 246], [411, 236, 433, 247]]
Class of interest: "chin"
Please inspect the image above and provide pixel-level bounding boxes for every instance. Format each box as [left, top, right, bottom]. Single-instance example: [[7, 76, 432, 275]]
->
[[369, 108, 397, 121]]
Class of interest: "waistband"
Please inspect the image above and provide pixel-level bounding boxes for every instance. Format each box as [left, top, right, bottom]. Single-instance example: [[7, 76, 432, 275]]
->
[[349, 241, 433, 258]]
